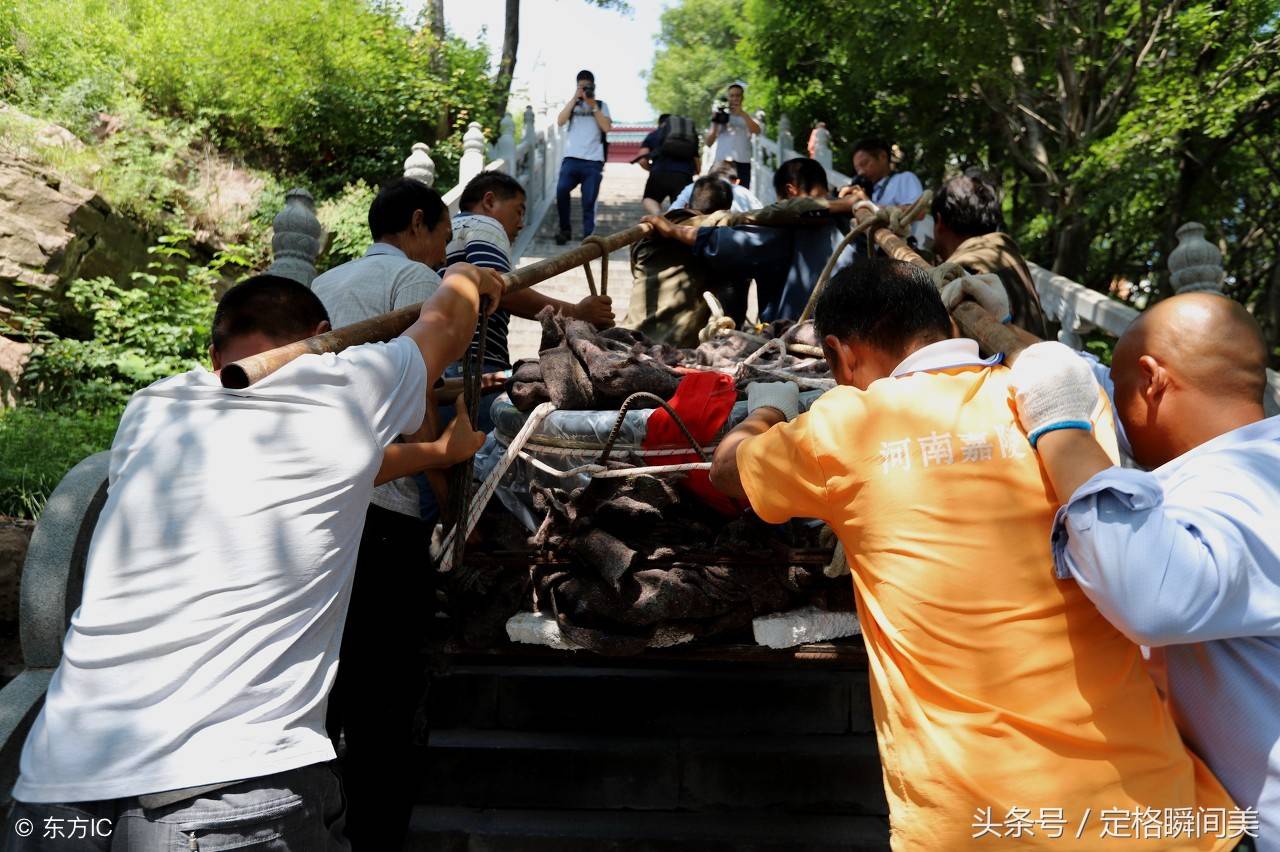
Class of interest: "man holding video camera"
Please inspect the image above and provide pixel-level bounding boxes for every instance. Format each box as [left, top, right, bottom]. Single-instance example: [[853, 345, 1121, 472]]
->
[[555, 69, 613, 244], [703, 82, 760, 189]]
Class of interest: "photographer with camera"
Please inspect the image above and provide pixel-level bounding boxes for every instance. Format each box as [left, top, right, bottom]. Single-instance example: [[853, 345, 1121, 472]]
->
[[703, 82, 760, 189], [838, 136, 931, 246], [636, 113, 700, 215], [555, 69, 613, 244]]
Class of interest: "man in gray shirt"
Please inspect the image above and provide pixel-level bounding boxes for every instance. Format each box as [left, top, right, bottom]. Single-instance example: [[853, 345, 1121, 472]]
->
[[309, 177, 450, 851]]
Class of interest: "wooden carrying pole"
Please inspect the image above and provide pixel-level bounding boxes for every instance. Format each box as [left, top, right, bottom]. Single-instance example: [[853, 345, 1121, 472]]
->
[[220, 223, 652, 389], [848, 206, 1041, 360]]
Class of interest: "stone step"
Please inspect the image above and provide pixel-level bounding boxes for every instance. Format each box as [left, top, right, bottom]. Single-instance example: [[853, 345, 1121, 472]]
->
[[422, 729, 887, 815], [428, 663, 875, 737], [406, 807, 890, 852]]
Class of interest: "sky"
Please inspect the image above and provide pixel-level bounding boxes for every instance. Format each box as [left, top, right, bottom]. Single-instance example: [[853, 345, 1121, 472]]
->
[[405, 0, 665, 120]]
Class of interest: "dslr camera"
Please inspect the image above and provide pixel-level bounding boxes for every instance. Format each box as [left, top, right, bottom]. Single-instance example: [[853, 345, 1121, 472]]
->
[[846, 173, 876, 195], [581, 83, 596, 99], [711, 97, 731, 125]]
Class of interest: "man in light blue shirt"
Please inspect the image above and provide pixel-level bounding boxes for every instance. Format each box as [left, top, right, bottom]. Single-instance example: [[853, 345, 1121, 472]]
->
[[846, 136, 931, 245], [670, 160, 763, 213], [1008, 292, 1278, 850]]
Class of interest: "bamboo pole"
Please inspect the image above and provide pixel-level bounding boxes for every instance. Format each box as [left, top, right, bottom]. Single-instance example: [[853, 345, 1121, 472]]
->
[[846, 204, 1041, 362], [220, 224, 652, 389]]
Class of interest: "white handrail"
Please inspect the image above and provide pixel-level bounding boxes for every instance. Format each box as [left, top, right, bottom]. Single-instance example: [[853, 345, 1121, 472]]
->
[[1029, 262, 1279, 416]]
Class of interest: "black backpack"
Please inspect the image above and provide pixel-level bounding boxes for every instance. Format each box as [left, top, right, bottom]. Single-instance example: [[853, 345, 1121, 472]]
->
[[658, 116, 698, 160]]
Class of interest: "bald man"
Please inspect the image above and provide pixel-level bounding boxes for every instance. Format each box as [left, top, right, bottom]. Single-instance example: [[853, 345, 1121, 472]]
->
[[1010, 292, 1280, 851]]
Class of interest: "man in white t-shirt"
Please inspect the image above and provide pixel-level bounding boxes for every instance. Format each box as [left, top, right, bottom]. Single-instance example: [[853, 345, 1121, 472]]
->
[[3, 267, 500, 850], [554, 69, 613, 244], [704, 82, 760, 189]]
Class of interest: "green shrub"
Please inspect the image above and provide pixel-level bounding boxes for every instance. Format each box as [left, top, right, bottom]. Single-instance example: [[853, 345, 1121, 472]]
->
[[2, 0, 499, 195], [14, 231, 250, 413], [316, 180, 377, 270], [0, 406, 121, 519]]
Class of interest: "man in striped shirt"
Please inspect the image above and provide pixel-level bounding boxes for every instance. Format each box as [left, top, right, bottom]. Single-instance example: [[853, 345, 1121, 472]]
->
[[417, 173, 617, 523]]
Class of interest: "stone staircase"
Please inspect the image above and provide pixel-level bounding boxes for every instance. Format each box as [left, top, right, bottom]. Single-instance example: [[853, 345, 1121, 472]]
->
[[407, 642, 890, 851], [508, 163, 648, 363]]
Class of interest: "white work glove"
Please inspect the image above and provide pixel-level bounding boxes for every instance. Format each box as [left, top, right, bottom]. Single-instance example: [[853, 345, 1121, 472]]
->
[[940, 272, 1011, 323], [746, 381, 800, 421], [1009, 342, 1100, 447]]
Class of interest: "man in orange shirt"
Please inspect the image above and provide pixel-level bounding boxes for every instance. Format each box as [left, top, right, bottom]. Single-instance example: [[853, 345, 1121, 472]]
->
[[709, 258, 1239, 851]]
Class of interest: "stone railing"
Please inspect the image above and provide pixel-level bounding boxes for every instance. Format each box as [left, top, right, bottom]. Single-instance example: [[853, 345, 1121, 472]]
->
[[1030, 223, 1280, 416], [747, 113, 851, 206], [265, 108, 565, 283]]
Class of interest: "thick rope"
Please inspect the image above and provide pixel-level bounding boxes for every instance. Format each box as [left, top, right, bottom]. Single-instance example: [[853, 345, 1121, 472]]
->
[[581, 234, 612, 297], [444, 298, 492, 576], [797, 190, 934, 324], [797, 216, 879, 323], [520, 453, 712, 480]]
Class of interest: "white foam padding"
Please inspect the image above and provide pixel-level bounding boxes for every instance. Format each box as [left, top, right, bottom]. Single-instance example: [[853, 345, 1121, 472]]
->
[[506, 611, 581, 651], [752, 606, 860, 649]]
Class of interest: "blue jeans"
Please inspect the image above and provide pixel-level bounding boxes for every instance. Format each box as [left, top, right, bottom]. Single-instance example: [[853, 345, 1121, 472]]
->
[[556, 156, 604, 236], [3, 763, 347, 851]]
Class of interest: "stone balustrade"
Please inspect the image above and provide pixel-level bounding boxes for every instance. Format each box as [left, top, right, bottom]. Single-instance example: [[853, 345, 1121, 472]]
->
[[266, 108, 567, 281]]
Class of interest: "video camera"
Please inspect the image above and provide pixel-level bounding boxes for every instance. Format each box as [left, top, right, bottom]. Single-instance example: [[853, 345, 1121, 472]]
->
[[711, 97, 731, 125]]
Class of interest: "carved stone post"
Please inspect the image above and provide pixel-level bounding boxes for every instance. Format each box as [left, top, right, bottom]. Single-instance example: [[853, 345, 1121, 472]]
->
[[1168, 222, 1225, 294], [777, 114, 793, 159], [812, 124, 832, 170], [494, 114, 517, 175], [266, 189, 322, 286], [534, 130, 547, 210], [403, 142, 436, 186], [1056, 307, 1085, 350], [542, 106, 559, 203], [458, 121, 487, 187]]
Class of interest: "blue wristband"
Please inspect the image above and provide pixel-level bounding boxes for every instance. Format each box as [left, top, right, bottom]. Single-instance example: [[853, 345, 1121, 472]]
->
[[1027, 420, 1092, 448]]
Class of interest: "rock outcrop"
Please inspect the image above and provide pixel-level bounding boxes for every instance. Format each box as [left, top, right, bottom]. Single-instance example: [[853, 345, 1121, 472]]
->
[[0, 334, 30, 407], [0, 519, 32, 627], [0, 143, 150, 319]]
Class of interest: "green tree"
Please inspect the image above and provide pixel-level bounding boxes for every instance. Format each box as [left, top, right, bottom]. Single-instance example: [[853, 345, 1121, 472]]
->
[[1, 0, 504, 193], [695, 0, 1279, 360], [646, 0, 753, 122]]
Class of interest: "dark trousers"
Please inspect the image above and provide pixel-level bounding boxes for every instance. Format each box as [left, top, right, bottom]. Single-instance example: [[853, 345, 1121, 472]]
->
[[326, 504, 431, 851], [556, 156, 605, 236], [3, 764, 347, 851], [732, 160, 752, 189]]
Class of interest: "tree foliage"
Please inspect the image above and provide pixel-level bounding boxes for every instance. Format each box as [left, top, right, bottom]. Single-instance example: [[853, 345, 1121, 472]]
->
[[10, 231, 250, 413], [646, 0, 753, 122], [0, 0, 503, 193], [650, 0, 1280, 357]]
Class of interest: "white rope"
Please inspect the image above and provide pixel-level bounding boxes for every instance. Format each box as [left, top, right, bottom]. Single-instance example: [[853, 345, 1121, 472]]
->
[[437, 401, 557, 574], [741, 336, 784, 368], [741, 363, 835, 390], [519, 452, 711, 480], [496, 439, 722, 458]]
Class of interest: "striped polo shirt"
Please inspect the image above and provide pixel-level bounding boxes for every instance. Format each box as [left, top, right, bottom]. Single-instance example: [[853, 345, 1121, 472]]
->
[[446, 212, 513, 369]]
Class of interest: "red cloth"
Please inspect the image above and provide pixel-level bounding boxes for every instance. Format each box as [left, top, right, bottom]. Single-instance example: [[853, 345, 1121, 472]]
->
[[642, 370, 741, 515]]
